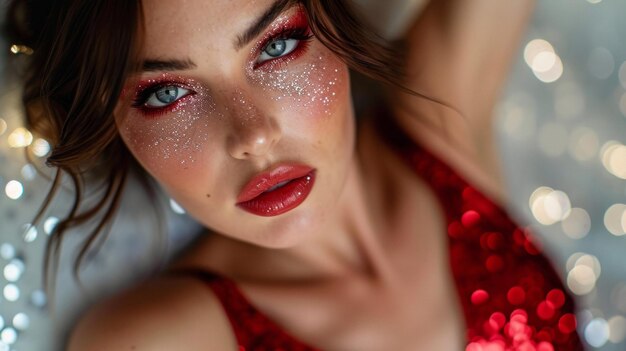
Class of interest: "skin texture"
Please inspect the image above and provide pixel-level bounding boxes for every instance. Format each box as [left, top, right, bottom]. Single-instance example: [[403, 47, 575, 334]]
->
[[69, 0, 535, 350]]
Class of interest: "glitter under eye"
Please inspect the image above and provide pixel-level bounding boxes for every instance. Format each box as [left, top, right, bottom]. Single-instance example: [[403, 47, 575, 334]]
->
[[250, 50, 344, 116], [123, 75, 220, 167]]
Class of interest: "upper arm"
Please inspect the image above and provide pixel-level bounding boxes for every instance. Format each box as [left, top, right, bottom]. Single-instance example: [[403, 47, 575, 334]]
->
[[397, 0, 535, 126], [386, 0, 534, 199], [66, 276, 237, 351]]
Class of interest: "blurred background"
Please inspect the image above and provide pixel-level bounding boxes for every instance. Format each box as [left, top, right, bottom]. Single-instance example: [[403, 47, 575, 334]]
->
[[0, 0, 625, 350]]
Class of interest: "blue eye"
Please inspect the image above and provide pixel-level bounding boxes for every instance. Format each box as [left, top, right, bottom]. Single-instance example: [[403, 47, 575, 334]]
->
[[255, 27, 313, 66], [143, 85, 191, 108], [258, 38, 299, 63]]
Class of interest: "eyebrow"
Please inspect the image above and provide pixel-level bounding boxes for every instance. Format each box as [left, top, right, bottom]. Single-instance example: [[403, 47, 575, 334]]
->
[[138, 0, 294, 73], [234, 0, 295, 51], [140, 58, 197, 72]]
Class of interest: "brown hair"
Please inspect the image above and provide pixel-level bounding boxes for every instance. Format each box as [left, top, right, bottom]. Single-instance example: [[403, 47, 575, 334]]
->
[[3, 0, 435, 296]]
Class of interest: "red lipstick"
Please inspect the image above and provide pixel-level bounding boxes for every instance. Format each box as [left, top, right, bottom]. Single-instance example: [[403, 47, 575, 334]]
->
[[237, 164, 316, 217]]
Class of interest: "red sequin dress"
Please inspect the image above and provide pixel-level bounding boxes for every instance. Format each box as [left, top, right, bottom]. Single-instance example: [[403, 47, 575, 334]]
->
[[176, 117, 585, 351]]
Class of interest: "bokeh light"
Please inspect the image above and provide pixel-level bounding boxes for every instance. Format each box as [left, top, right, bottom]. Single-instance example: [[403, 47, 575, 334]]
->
[[30, 290, 47, 308], [12, 313, 30, 332], [0, 328, 17, 345], [0, 244, 16, 261], [9, 44, 33, 55], [566, 253, 601, 295], [530, 187, 572, 225], [561, 208, 591, 239], [585, 318, 610, 348], [43, 217, 60, 235], [31, 138, 50, 157], [7, 128, 33, 148], [4, 180, 23, 200], [600, 141, 626, 179], [524, 38, 564, 83], [22, 224, 38, 243], [3, 259, 25, 282], [3, 284, 20, 302], [524, 39, 555, 66], [20, 164, 37, 181], [604, 204, 626, 236], [608, 315, 626, 344], [0, 118, 6, 136]]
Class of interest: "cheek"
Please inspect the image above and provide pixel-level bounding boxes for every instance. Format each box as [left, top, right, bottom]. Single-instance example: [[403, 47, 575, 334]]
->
[[118, 94, 220, 175], [251, 46, 350, 120]]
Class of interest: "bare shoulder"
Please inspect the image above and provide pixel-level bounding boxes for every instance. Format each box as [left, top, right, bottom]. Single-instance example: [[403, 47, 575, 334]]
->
[[66, 274, 237, 351]]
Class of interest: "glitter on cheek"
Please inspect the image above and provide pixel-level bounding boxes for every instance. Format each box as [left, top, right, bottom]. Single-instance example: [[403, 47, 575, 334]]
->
[[249, 50, 345, 117], [123, 88, 220, 170]]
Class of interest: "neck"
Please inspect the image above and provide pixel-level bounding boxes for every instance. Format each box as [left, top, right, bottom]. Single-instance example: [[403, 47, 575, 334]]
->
[[279, 156, 393, 282]]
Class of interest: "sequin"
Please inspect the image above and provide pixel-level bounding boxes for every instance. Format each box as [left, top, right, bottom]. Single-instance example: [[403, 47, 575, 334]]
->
[[559, 313, 578, 334], [471, 289, 490, 305], [547, 289, 566, 308], [486, 254, 505, 272], [508, 286, 527, 305], [462, 210, 481, 227], [379, 116, 584, 350], [537, 300, 556, 320]]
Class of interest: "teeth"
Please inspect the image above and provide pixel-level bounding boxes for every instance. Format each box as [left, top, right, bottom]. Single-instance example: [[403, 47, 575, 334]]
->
[[266, 180, 291, 192]]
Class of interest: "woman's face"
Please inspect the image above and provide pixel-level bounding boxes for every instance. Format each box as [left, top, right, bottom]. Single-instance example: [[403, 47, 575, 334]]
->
[[116, 0, 354, 248]]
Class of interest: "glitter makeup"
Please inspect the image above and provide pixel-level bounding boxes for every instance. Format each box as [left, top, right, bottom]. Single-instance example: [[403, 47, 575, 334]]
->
[[124, 74, 217, 168], [121, 5, 347, 171], [247, 8, 344, 117], [250, 51, 343, 116]]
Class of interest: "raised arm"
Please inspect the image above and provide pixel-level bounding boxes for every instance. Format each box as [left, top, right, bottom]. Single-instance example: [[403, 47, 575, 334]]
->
[[390, 0, 535, 198]]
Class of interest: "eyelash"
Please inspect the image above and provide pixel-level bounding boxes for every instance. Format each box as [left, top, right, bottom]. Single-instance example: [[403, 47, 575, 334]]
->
[[131, 83, 195, 117], [254, 25, 313, 69], [132, 23, 314, 117]]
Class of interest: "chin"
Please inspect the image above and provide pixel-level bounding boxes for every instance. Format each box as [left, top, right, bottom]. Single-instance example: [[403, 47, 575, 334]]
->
[[241, 196, 337, 249], [249, 206, 324, 249]]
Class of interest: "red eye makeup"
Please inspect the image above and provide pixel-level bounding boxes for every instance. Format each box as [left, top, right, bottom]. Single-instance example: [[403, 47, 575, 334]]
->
[[130, 76, 200, 118], [252, 9, 313, 70]]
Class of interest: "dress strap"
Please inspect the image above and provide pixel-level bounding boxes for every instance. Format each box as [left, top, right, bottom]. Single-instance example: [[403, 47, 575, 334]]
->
[[167, 267, 319, 350]]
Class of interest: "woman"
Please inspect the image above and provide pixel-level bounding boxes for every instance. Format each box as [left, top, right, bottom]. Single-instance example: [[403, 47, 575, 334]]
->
[[5, 0, 583, 350]]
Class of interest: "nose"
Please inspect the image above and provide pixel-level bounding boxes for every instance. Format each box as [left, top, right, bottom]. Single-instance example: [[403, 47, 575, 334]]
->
[[226, 93, 281, 160]]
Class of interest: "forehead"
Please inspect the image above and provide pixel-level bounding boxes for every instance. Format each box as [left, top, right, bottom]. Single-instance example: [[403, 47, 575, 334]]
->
[[139, 0, 276, 59]]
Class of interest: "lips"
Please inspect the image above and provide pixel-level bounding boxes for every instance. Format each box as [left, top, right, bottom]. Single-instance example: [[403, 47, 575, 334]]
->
[[236, 164, 316, 217]]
